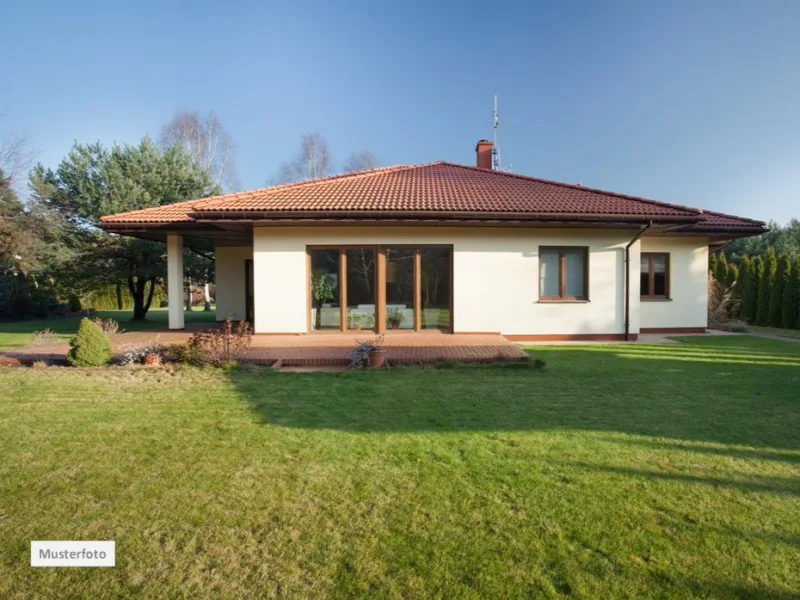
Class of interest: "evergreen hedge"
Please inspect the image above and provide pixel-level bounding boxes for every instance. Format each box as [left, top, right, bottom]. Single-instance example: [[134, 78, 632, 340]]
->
[[755, 248, 776, 326], [782, 257, 800, 329], [66, 318, 112, 367], [768, 254, 791, 327], [739, 255, 755, 322]]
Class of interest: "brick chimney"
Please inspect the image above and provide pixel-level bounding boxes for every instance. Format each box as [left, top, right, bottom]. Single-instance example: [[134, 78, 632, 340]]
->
[[475, 140, 493, 170]]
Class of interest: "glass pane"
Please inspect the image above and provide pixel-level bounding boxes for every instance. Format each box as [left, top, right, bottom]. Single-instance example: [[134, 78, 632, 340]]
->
[[564, 250, 585, 298], [653, 255, 667, 296], [421, 248, 451, 330], [540, 251, 560, 297], [309, 249, 340, 330], [640, 256, 650, 296], [346, 249, 376, 331], [385, 248, 415, 330]]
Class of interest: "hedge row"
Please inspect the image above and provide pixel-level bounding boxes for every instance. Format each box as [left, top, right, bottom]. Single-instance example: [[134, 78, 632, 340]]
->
[[711, 248, 800, 329]]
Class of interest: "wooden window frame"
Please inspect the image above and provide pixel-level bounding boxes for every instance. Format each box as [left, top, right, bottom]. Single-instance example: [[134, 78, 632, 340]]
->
[[538, 246, 589, 302], [306, 244, 453, 333], [640, 252, 670, 300]]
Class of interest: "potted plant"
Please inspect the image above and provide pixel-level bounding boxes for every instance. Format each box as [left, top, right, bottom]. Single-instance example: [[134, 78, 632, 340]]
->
[[364, 315, 375, 330], [368, 334, 387, 368], [348, 312, 365, 330], [387, 308, 405, 330], [311, 269, 336, 330]]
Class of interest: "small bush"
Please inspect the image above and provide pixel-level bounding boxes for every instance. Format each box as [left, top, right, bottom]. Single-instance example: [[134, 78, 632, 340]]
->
[[66, 318, 112, 367], [166, 343, 205, 366], [92, 317, 120, 338], [708, 275, 737, 330], [68, 294, 83, 312], [120, 342, 165, 366], [30, 329, 61, 346], [348, 334, 385, 369], [187, 318, 252, 366], [31, 360, 50, 369]]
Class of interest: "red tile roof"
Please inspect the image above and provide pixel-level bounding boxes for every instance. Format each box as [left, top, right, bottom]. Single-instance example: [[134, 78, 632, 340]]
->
[[100, 161, 765, 232]]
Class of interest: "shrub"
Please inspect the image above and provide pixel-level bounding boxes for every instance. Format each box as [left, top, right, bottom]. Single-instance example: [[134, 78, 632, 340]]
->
[[768, 253, 791, 327], [739, 255, 755, 322], [747, 256, 764, 324], [715, 252, 729, 285], [120, 342, 165, 366], [708, 252, 718, 276], [755, 249, 775, 326], [726, 263, 740, 317], [30, 329, 61, 346], [92, 317, 120, 338], [68, 294, 83, 312], [784, 257, 800, 329], [348, 334, 385, 368], [187, 318, 252, 366], [708, 274, 736, 330], [67, 318, 112, 367], [166, 343, 204, 365], [31, 360, 50, 369]]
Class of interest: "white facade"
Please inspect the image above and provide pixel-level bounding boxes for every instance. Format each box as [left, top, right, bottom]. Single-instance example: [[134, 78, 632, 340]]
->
[[209, 226, 709, 337], [214, 246, 253, 321], [639, 236, 709, 331]]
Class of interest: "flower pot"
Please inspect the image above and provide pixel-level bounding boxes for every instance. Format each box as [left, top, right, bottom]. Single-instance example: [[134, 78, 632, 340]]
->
[[351, 323, 361, 330], [143, 352, 160, 366], [390, 323, 400, 330], [368, 348, 387, 368]]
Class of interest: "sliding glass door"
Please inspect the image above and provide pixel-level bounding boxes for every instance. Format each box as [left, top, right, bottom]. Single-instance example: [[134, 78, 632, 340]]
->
[[307, 245, 452, 333], [345, 248, 376, 331]]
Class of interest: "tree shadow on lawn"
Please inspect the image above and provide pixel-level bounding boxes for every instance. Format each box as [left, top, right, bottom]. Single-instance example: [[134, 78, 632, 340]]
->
[[227, 340, 800, 451]]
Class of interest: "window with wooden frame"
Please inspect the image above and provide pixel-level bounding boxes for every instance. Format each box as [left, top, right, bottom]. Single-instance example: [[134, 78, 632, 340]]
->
[[640, 253, 670, 299], [539, 247, 589, 301]]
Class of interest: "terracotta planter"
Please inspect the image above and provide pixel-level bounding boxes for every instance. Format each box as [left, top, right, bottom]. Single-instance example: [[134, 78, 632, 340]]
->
[[390, 323, 400, 330], [143, 352, 160, 366], [368, 348, 387, 368], [351, 323, 361, 331]]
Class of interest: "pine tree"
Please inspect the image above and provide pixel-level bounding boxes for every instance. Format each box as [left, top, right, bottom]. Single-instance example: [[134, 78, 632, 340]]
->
[[749, 255, 764, 324], [768, 253, 791, 327], [709, 252, 718, 277], [715, 252, 729, 284], [756, 248, 776, 326], [739, 255, 754, 322], [782, 257, 800, 329]]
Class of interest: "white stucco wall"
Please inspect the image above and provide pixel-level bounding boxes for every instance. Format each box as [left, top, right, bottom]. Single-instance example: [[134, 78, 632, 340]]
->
[[639, 236, 709, 330], [215, 246, 253, 321], [252, 226, 649, 335]]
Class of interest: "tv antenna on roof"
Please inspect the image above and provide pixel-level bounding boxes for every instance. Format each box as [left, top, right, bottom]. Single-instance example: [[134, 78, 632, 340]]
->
[[492, 95, 511, 172]]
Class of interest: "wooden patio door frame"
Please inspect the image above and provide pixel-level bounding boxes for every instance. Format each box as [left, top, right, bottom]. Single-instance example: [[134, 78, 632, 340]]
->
[[306, 244, 453, 334]]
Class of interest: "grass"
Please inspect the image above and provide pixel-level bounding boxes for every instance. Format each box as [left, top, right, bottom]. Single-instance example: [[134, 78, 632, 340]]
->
[[746, 325, 800, 340], [0, 309, 217, 350], [0, 335, 798, 598]]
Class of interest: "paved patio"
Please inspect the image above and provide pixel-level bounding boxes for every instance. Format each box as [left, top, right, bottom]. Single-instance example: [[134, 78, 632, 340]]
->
[[0, 327, 529, 366]]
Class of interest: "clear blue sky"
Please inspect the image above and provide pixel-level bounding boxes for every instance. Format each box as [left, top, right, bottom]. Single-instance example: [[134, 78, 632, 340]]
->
[[3, 0, 799, 223]]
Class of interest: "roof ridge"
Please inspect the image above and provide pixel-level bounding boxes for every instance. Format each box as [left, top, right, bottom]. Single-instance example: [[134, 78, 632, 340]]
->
[[432, 162, 703, 216]]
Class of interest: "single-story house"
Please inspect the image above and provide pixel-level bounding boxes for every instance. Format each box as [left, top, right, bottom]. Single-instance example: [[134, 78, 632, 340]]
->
[[100, 140, 766, 340]]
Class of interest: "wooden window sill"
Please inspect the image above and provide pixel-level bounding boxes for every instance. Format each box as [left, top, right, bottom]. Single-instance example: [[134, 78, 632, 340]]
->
[[537, 299, 590, 304], [640, 298, 672, 302]]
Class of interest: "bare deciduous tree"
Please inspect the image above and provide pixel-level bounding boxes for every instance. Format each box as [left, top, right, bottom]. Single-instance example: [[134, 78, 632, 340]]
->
[[273, 131, 332, 184], [343, 151, 378, 173], [0, 132, 35, 203], [160, 110, 239, 190]]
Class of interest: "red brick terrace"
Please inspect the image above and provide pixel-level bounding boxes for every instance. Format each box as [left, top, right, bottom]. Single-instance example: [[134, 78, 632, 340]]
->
[[1, 325, 529, 367]]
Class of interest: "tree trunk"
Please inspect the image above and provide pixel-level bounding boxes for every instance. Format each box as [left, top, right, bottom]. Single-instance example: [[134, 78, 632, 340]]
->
[[128, 277, 157, 321], [186, 277, 192, 312], [115, 283, 124, 310], [203, 283, 211, 311]]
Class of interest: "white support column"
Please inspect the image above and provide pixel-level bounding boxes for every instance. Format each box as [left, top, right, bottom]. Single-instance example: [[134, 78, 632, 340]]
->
[[167, 234, 185, 330]]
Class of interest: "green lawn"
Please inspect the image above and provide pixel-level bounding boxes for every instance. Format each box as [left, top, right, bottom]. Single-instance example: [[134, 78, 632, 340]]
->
[[0, 309, 217, 350], [746, 325, 800, 340], [1, 336, 799, 598]]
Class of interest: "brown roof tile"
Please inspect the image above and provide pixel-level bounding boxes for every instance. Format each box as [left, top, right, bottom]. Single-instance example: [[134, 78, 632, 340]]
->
[[99, 161, 765, 231]]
